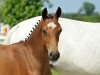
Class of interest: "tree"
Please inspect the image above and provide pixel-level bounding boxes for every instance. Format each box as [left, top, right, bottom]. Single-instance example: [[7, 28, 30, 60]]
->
[[83, 2, 95, 15], [0, 0, 52, 27]]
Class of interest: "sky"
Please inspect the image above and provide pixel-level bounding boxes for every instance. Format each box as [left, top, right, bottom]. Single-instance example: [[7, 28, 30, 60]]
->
[[44, 0, 100, 13]]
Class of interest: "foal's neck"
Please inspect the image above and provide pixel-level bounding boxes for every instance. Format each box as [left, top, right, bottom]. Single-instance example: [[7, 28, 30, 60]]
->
[[23, 21, 47, 55], [27, 21, 43, 45]]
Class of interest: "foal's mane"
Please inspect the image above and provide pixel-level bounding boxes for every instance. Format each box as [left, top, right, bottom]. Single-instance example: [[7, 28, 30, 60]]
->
[[20, 14, 55, 42]]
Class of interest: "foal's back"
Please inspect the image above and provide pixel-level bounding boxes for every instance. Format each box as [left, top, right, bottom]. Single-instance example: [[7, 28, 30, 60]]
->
[[0, 43, 44, 75], [0, 43, 30, 75]]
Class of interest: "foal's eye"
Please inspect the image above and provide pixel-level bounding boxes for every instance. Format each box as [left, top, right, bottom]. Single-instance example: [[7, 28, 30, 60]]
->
[[42, 29, 47, 35]]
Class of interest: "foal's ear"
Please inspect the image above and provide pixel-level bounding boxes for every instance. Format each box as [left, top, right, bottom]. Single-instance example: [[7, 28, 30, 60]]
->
[[55, 7, 61, 18], [42, 8, 48, 19]]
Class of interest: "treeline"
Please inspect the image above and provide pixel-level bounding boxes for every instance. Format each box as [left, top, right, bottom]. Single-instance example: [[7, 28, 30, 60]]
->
[[61, 2, 100, 22], [0, 1, 100, 27], [62, 12, 100, 22]]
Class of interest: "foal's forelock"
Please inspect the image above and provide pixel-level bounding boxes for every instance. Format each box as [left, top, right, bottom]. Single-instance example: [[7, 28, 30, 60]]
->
[[47, 14, 54, 19]]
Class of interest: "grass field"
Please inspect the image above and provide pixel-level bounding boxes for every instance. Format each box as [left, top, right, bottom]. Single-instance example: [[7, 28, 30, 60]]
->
[[51, 69, 60, 75]]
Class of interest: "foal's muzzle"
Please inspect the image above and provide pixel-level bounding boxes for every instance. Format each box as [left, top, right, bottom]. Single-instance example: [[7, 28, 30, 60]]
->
[[49, 52, 60, 62]]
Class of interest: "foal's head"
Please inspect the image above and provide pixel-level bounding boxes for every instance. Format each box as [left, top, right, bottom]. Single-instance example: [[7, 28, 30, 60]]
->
[[41, 7, 62, 62]]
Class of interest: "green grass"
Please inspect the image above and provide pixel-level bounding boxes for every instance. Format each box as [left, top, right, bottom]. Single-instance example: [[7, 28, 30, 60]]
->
[[51, 69, 60, 75]]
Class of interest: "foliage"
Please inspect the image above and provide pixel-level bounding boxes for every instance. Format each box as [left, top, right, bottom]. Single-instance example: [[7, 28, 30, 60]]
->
[[51, 69, 60, 75], [83, 2, 95, 15], [0, 0, 51, 27], [0, 13, 2, 22], [79, 2, 95, 16]]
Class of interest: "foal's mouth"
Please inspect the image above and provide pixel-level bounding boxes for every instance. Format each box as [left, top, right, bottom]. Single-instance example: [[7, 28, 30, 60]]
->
[[50, 58, 58, 62]]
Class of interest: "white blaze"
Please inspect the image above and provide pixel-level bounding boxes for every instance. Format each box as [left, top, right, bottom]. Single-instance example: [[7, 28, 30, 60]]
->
[[48, 22, 57, 29]]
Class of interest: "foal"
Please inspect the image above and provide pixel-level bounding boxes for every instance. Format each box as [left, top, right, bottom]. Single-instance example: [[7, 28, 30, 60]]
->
[[0, 7, 62, 75]]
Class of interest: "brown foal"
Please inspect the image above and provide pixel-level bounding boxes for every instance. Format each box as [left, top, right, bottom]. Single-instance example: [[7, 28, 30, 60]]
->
[[0, 7, 62, 75]]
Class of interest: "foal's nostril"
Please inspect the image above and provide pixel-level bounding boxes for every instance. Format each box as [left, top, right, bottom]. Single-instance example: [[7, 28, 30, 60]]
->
[[50, 52, 60, 61]]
